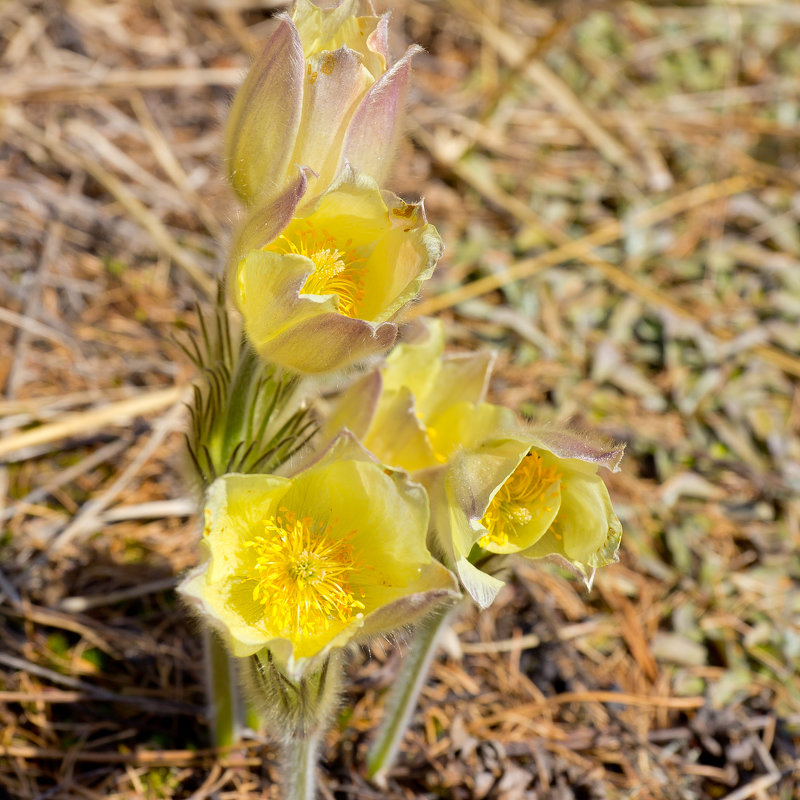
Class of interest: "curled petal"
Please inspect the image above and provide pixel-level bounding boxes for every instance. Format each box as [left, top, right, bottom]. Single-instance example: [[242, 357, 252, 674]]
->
[[526, 426, 626, 472], [366, 13, 390, 63], [226, 167, 310, 283]]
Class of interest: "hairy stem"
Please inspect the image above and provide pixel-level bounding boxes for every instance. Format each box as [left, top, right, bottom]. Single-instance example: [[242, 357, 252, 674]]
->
[[204, 629, 242, 748], [366, 599, 460, 785], [283, 728, 322, 800]]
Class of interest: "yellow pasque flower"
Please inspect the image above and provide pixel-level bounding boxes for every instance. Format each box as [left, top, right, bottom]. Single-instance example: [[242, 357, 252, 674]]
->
[[179, 435, 456, 670], [435, 405, 625, 606], [230, 168, 443, 375], [225, 0, 418, 209]]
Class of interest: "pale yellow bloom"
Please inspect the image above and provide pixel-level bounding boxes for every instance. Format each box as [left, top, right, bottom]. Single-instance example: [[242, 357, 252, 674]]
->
[[435, 406, 624, 606], [225, 0, 417, 209], [322, 319, 623, 607], [179, 436, 456, 669], [231, 169, 443, 375]]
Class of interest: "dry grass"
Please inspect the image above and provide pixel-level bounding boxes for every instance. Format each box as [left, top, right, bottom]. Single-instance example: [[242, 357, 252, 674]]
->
[[2, 0, 799, 797]]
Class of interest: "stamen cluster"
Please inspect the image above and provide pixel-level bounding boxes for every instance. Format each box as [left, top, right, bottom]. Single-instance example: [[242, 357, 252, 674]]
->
[[479, 452, 561, 549], [270, 224, 365, 318], [246, 508, 364, 642]]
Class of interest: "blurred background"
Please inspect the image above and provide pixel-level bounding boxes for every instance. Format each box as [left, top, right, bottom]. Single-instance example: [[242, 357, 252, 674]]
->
[[1, 0, 799, 797]]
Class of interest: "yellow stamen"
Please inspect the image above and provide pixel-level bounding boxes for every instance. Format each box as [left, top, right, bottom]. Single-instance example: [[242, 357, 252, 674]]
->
[[245, 508, 364, 642], [270, 223, 365, 317], [479, 451, 560, 549]]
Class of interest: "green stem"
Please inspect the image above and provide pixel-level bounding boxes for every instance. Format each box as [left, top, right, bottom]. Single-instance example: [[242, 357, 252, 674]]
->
[[204, 629, 241, 748], [366, 600, 460, 785], [219, 341, 258, 460], [283, 729, 322, 800]]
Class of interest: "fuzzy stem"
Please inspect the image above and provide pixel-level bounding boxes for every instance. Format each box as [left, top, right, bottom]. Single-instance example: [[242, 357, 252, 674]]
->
[[283, 729, 322, 800], [249, 648, 344, 798], [219, 341, 259, 460], [204, 628, 241, 748], [366, 600, 459, 785]]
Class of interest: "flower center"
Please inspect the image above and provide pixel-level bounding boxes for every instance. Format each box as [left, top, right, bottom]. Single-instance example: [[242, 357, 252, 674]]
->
[[272, 224, 365, 318], [246, 508, 365, 641], [479, 451, 560, 549]]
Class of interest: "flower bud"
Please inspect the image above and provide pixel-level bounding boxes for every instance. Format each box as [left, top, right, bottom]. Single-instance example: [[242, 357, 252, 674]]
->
[[225, 0, 418, 209]]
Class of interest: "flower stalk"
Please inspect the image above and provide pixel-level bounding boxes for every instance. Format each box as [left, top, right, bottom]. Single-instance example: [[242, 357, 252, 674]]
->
[[248, 649, 344, 800], [284, 727, 322, 800], [366, 597, 461, 786], [204, 628, 243, 748]]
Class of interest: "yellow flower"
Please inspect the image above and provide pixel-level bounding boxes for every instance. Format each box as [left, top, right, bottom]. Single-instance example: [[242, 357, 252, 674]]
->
[[225, 0, 418, 209], [230, 169, 443, 374], [179, 435, 456, 669], [435, 408, 625, 606]]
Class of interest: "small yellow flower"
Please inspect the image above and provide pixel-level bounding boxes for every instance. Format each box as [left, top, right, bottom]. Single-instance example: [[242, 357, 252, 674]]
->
[[437, 410, 625, 606], [225, 0, 418, 209], [231, 169, 443, 374], [319, 316, 623, 608], [179, 436, 456, 667]]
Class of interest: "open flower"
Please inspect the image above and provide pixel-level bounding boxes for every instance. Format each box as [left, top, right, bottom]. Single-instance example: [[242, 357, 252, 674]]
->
[[432, 409, 625, 607], [225, 0, 418, 209], [230, 168, 443, 374], [179, 436, 456, 672]]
